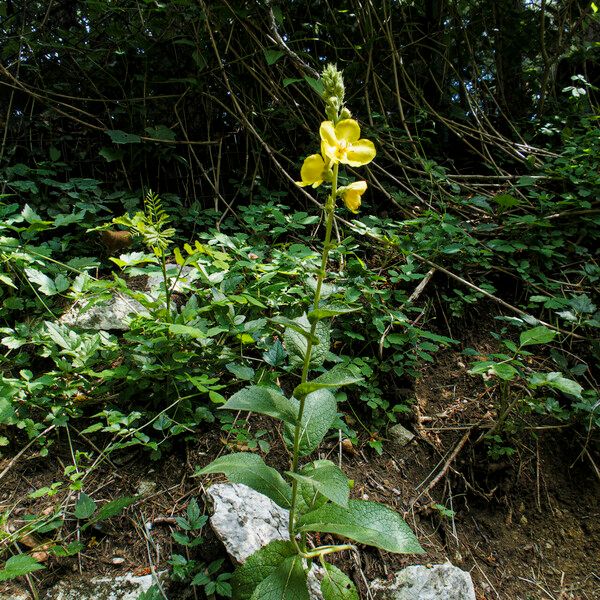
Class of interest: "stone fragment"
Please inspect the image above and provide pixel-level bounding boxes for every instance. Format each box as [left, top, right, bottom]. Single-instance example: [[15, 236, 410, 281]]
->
[[370, 563, 476, 600], [388, 423, 415, 447]]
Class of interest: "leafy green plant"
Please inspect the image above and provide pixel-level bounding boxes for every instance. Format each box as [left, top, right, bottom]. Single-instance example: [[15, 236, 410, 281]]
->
[[196, 65, 423, 600], [169, 498, 232, 597]]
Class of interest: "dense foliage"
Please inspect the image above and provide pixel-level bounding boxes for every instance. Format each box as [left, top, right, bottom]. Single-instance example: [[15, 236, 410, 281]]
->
[[0, 0, 598, 595]]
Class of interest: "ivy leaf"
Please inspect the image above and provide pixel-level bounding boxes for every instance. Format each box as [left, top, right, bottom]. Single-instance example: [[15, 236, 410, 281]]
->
[[220, 386, 298, 425], [264, 49, 285, 65], [293, 365, 363, 399], [321, 563, 359, 600], [519, 326, 557, 347], [74, 492, 97, 519], [297, 499, 424, 554], [195, 453, 292, 509], [284, 389, 337, 456], [231, 541, 297, 600], [286, 460, 349, 508], [0, 555, 45, 581]]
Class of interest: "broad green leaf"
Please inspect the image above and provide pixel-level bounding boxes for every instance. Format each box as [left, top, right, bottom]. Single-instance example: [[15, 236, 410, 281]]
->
[[293, 365, 363, 399], [196, 453, 292, 508], [528, 371, 583, 398], [220, 386, 298, 425], [226, 362, 255, 381], [264, 49, 285, 65], [272, 315, 318, 344], [284, 315, 330, 369], [469, 361, 518, 381], [0, 398, 17, 425], [74, 492, 97, 519], [25, 268, 58, 296], [286, 460, 349, 508], [304, 76, 324, 96], [98, 147, 123, 162], [308, 305, 359, 322], [144, 125, 176, 141], [297, 499, 424, 554], [231, 541, 297, 600], [0, 554, 45, 581], [321, 563, 359, 600], [168, 324, 207, 339], [250, 555, 309, 600], [519, 326, 557, 347], [284, 389, 337, 456], [105, 129, 141, 144]]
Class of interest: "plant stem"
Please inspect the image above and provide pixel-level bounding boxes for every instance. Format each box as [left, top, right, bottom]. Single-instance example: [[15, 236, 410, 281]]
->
[[288, 163, 339, 544], [160, 250, 172, 323]]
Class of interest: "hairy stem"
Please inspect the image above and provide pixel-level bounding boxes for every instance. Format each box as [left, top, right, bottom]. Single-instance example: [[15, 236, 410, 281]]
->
[[288, 163, 339, 544]]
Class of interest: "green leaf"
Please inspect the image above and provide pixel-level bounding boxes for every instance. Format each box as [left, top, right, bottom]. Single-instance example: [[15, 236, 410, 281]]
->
[[220, 386, 298, 425], [321, 563, 359, 600], [519, 326, 557, 347], [293, 365, 362, 399], [231, 541, 297, 600], [283, 315, 330, 369], [24, 268, 59, 296], [528, 372, 583, 398], [297, 499, 424, 554], [105, 130, 141, 144], [196, 453, 292, 508], [144, 125, 176, 141], [98, 147, 124, 162], [308, 305, 359, 322], [469, 361, 518, 381], [286, 460, 349, 508], [283, 77, 303, 87], [272, 315, 319, 344], [168, 324, 207, 339], [226, 362, 255, 381], [83, 496, 138, 528], [264, 49, 285, 65], [305, 76, 324, 96], [284, 389, 337, 456], [263, 339, 287, 367], [74, 492, 97, 519], [0, 398, 17, 425], [250, 555, 309, 600], [0, 554, 45, 581]]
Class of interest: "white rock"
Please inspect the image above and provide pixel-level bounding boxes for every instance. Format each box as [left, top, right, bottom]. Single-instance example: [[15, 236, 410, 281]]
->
[[146, 265, 196, 294], [44, 572, 164, 600], [206, 483, 324, 599], [206, 483, 289, 564], [370, 563, 476, 600], [388, 424, 415, 447], [59, 292, 148, 330], [0, 589, 30, 600]]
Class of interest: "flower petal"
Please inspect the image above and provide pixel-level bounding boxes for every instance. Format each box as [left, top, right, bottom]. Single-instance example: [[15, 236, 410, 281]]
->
[[321, 140, 338, 163], [345, 139, 376, 167], [299, 154, 325, 186], [319, 121, 337, 147], [335, 119, 360, 143], [341, 181, 367, 213]]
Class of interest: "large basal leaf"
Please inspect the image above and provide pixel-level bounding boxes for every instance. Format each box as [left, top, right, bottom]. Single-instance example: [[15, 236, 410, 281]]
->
[[250, 555, 309, 600], [283, 314, 330, 369], [286, 460, 349, 508], [232, 541, 297, 599], [284, 389, 337, 456], [528, 371, 583, 398], [293, 365, 363, 399], [220, 386, 298, 425], [196, 453, 292, 509], [297, 499, 424, 554], [321, 563, 359, 600]]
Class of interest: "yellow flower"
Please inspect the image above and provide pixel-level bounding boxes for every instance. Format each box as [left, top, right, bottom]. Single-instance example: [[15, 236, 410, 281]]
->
[[340, 181, 367, 213], [320, 119, 376, 167], [296, 154, 331, 188]]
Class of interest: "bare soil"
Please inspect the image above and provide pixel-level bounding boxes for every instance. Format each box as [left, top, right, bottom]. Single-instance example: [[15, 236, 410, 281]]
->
[[1, 328, 599, 600]]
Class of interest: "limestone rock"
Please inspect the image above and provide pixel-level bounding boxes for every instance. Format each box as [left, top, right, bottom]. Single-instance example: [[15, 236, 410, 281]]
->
[[370, 563, 476, 600], [44, 572, 164, 600], [59, 292, 148, 330]]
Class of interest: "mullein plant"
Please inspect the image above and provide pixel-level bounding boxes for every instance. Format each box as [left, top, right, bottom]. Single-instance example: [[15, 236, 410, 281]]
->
[[197, 64, 423, 599]]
